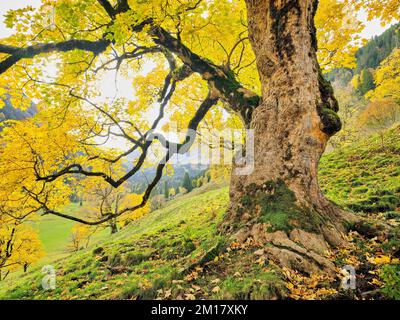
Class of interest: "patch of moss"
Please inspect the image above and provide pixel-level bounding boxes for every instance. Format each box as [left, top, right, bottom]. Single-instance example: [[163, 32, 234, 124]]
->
[[382, 228, 400, 254], [217, 268, 285, 299], [92, 247, 104, 255], [197, 236, 227, 265], [348, 194, 399, 213], [159, 238, 197, 260], [318, 107, 342, 135], [239, 179, 322, 233], [384, 211, 400, 220]]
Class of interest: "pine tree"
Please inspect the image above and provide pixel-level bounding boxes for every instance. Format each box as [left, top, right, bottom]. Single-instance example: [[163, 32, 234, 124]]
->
[[359, 69, 375, 94], [182, 172, 193, 192], [163, 181, 169, 199]]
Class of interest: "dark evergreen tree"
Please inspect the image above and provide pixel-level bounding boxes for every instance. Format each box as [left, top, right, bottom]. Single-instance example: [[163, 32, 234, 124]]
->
[[356, 23, 400, 72], [182, 172, 193, 192], [359, 69, 375, 95], [163, 180, 169, 199]]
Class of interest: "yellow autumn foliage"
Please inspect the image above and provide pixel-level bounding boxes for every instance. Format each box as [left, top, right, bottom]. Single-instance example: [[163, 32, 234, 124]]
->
[[0, 222, 44, 280]]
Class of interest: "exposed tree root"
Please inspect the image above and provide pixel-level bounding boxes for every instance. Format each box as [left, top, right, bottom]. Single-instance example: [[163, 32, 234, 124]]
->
[[233, 225, 335, 275], [227, 214, 392, 278]]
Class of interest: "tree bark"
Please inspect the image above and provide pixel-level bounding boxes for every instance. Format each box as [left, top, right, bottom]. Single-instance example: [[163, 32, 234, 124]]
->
[[110, 221, 118, 234], [223, 0, 356, 274]]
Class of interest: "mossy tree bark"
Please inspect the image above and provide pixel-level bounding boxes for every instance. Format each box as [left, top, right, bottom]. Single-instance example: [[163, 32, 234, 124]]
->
[[223, 0, 357, 274], [110, 221, 118, 234]]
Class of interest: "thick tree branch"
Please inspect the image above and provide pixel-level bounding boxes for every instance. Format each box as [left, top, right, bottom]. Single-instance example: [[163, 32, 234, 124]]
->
[[97, 0, 116, 18], [0, 44, 19, 55], [29, 91, 219, 226], [132, 20, 260, 124], [0, 39, 110, 74], [0, 5, 259, 122]]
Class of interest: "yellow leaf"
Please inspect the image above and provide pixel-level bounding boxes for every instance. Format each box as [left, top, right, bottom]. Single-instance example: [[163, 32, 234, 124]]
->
[[211, 286, 220, 293]]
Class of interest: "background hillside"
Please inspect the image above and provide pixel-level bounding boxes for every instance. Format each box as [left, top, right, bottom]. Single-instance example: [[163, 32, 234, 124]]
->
[[326, 23, 400, 86], [0, 95, 37, 122]]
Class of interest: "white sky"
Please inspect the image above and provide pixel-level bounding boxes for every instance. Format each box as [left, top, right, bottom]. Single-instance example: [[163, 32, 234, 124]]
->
[[0, 0, 395, 39], [0, 0, 42, 38], [357, 9, 396, 40]]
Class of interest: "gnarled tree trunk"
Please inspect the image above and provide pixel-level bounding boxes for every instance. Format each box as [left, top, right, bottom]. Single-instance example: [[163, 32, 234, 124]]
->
[[223, 0, 357, 274]]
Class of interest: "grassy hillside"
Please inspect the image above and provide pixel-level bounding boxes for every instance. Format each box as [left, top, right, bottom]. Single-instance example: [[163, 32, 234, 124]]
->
[[28, 204, 109, 263], [30, 205, 79, 262], [0, 128, 399, 300], [320, 126, 400, 216], [0, 188, 233, 299]]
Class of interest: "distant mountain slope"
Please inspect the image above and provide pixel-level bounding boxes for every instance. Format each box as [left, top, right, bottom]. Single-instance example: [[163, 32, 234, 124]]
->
[[0, 95, 37, 121], [356, 23, 400, 73], [326, 23, 400, 85]]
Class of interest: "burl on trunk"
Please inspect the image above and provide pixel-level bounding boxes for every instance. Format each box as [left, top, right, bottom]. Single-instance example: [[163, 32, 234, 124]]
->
[[223, 0, 357, 274]]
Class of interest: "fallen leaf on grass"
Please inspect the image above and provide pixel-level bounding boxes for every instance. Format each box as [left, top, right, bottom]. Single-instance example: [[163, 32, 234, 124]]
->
[[211, 286, 220, 293], [185, 293, 196, 300]]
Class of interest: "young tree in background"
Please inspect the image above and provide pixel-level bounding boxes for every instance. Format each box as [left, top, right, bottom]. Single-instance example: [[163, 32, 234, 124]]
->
[[169, 188, 176, 198], [69, 224, 92, 252], [367, 49, 400, 102], [359, 98, 400, 146], [0, 221, 43, 280]]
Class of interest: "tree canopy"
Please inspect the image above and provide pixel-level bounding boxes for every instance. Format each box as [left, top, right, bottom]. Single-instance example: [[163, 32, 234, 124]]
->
[[0, 0, 363, 227]]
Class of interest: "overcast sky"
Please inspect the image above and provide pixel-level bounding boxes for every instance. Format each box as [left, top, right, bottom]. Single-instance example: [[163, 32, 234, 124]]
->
[[0, 0, 396, 40]]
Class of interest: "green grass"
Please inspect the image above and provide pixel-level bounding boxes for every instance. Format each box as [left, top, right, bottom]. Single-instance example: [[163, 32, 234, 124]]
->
[[28, 203, 109, 262], [0, 204, 108, 290], [319, 126, 400, 214], [30, 205, 78, 260], [0, 186, 234, 299], [0, 128, 399, 300]]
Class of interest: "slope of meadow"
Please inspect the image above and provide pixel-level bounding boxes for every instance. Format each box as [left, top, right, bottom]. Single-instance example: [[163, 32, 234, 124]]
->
[[320, 126, 400, 216], [0, 128, 399, 300]]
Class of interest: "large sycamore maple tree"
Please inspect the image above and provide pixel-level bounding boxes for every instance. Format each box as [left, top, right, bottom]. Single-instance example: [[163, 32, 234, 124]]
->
[[0, 0, 397, 275]]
